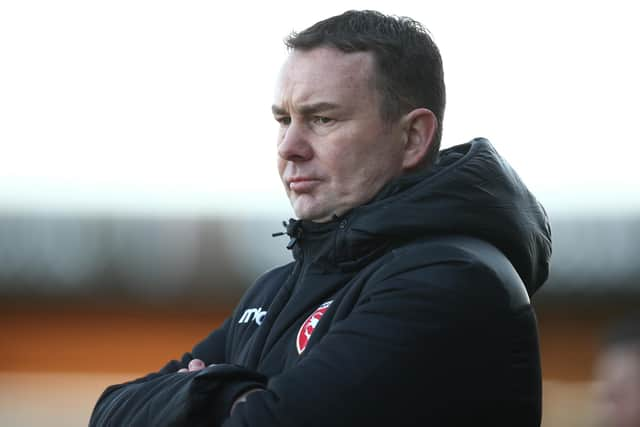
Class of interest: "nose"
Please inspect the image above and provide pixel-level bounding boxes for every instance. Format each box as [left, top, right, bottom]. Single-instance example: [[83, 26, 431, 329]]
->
[[278, 122, 313, 162]]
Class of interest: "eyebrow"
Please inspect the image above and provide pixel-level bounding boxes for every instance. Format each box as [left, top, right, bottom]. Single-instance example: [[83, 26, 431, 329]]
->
[[271, 102, 340, 116]]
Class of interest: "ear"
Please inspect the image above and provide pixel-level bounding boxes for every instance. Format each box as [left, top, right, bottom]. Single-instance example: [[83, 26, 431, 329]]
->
[[400, 108, 437, 171]]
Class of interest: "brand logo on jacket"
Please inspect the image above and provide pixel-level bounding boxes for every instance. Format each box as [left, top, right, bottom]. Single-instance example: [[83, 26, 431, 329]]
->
[[296, 300, 333, 354], [238, 307, 267, 326]]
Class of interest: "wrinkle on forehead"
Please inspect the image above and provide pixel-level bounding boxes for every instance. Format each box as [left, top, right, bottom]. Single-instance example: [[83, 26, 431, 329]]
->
[[274, 47, 379, 113]]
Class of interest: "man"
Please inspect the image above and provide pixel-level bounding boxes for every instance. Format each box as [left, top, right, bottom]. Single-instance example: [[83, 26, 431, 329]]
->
[[90, 10, 551, 426], [594, 316, 640, 427]]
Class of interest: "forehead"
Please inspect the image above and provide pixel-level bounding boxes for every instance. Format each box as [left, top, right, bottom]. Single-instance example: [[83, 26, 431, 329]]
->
[[274, 47, 378, 108]]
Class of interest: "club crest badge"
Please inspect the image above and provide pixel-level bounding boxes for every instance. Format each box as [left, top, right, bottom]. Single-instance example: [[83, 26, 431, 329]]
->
[[296, 300, 333, 354]]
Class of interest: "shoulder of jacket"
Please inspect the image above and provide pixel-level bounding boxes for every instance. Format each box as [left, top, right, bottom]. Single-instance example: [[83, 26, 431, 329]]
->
[[389, 235, 508, 268], [373, 235, 530, 309]]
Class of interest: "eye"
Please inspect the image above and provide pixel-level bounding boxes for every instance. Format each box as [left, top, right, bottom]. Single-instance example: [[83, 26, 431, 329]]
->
[[312, 116, 335, 125], [275, 116, 291, 126]]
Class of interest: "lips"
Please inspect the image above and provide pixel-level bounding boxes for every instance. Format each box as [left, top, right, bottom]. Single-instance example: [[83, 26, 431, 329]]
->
[[286, 176, 321, 193]]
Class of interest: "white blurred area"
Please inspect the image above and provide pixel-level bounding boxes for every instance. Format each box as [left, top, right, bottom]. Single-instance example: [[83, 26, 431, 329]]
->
[[0, 372, 132, 427], [0, 0, 638, 218], [0, 0, 639, 297]]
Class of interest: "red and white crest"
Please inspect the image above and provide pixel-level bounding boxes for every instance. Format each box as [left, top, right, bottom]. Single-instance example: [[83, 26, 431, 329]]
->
[[296, 300, 333, 354]]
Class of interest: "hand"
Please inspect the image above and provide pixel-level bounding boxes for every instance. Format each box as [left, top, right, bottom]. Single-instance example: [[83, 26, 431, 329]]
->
[[177, 359, 262, 415], [177, 358, 210, 373]]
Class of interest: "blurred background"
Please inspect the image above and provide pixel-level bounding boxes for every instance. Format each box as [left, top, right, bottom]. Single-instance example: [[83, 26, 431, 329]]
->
[[1, 1, 638, 426]]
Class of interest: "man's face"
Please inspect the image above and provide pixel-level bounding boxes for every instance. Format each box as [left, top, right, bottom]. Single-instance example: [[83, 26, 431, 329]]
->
[[273, 47, 406, 222]]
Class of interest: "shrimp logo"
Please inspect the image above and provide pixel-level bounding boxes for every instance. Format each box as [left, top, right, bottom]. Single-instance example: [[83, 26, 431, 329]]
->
[[296, 300, 333, 354]]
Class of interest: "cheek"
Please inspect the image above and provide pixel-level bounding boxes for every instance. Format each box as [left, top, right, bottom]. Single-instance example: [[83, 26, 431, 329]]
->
[[353, 143, 402, 181], [277, 158, 286, 178], [322, 149, 355, 185], [321, 126, 402, 188]]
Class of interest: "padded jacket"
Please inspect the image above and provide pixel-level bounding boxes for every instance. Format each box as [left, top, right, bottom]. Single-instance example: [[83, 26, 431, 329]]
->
[[90, 138, 552, 427]]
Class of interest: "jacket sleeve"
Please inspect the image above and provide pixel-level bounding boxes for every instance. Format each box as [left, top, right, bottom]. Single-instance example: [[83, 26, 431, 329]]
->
[[89, 318, 268, 427], [223, 260, 540, 427]]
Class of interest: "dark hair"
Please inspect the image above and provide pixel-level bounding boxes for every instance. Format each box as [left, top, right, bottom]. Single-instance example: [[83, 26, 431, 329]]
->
[[285, 10, 446, 167]]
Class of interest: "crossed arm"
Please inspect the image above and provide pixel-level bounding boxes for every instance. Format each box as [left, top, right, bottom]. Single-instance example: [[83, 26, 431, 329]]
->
[[177, 358, 263, 414], [90, 263, 522, 427]]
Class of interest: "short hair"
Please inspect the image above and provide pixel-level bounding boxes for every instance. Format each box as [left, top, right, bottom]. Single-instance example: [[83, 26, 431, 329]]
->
[[285, 10, 446, 167]]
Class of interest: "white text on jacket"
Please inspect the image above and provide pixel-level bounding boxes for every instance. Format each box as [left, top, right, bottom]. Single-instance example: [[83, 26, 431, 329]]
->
[[238, 307, 267, 326]]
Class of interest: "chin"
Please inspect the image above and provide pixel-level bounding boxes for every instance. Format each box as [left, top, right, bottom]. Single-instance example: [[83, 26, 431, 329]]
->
[[292, 199, 316, 220], [294, 206, 330, 222], [291, 195, 338, 222], [295, 210, 322, 221]]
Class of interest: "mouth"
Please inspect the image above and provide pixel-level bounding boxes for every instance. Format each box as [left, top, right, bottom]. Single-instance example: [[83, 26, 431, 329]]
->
[[286, 177, 321, 193]]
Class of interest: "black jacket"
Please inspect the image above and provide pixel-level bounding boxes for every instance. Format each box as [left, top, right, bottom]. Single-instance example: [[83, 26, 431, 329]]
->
[[90, 138, 552, 427]]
